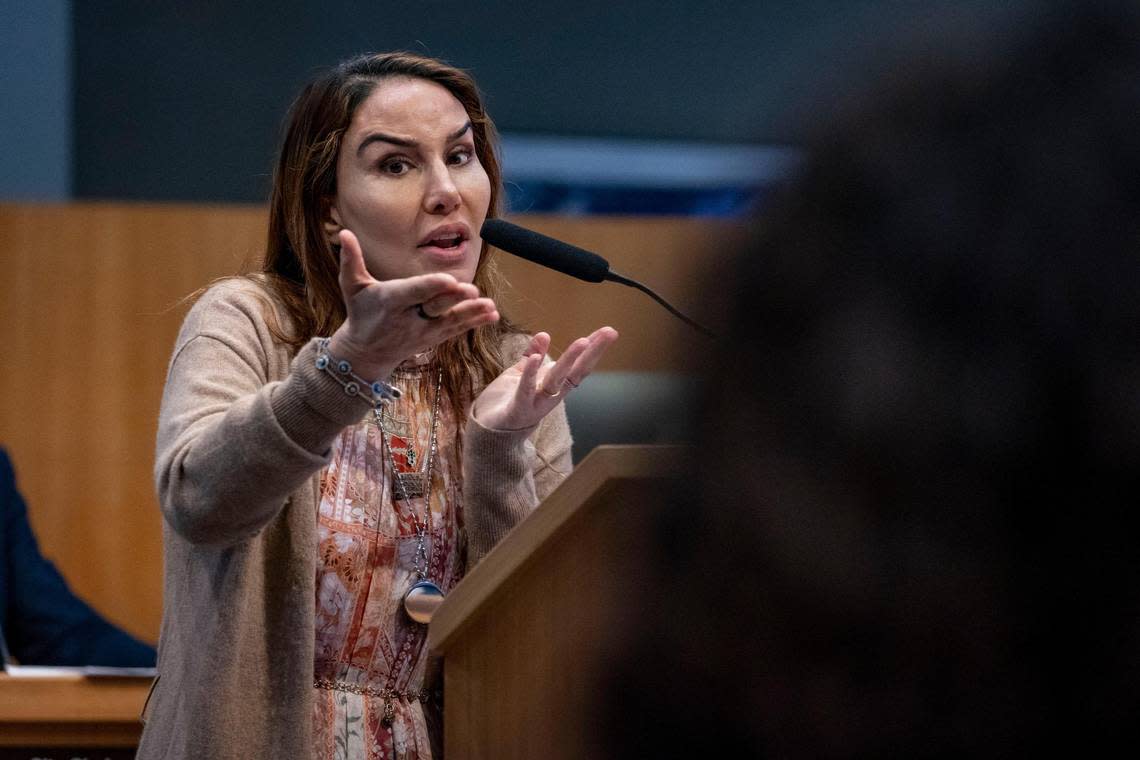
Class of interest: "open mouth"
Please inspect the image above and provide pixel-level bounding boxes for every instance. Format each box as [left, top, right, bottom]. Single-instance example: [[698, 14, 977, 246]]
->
[[423, 233, 464, 249], [419, 224, 471, 251]]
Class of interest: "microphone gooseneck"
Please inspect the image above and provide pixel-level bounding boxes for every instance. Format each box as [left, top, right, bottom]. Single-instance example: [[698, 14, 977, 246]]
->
[[480, 218, 713, 337]]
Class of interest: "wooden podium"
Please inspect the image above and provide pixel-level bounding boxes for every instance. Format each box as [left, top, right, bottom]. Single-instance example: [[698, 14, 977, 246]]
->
[[428, 445, 684, 760]]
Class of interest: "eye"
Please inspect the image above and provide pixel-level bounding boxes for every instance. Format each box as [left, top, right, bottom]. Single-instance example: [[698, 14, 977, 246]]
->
[[448, 148, 474, 167], [380, 157, 413, 176]]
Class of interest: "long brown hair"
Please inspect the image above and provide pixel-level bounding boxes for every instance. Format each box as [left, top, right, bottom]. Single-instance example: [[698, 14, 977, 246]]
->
[[258, 51, 517, 409]]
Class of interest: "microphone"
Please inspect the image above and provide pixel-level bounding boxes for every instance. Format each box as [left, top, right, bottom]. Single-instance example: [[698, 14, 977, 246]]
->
[[480, 218, 713, 337], [481, 218, 610, 283]]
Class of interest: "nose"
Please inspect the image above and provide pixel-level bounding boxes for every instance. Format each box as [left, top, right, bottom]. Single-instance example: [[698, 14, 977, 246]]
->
[[423, 162, 461, 215]]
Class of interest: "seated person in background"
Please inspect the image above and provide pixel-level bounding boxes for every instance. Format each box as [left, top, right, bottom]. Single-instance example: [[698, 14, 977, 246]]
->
[[1, 447, 155, 667]]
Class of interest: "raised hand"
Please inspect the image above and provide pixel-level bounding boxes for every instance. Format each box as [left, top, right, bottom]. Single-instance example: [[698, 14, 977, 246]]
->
[[326, 229, 499, 378], [472, 326, 619, 431]]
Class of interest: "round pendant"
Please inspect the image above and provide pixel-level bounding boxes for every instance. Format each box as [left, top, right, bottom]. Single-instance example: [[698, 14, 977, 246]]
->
[[403, 580, 445, 624]]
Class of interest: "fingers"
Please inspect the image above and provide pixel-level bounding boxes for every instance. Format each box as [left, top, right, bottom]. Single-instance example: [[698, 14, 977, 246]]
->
[[503, 332, 551, 375], [438, 297, 499, 334], [518, 349, 543, 396], [540, 337, 591, 393], [339, 228, 496, 325], [418, 282, 481, 319], [541, 326, 619, 394], [386, 272, 467, 307], [472, 327, 617, 433], [337, 229, 373, 297], [339, 229, 471, 311], [522, 334, 551, 383], [401, 298, 498, 355], [361, 265, 490, 331], [566, 326, 619, 385], [523, 332, 551, 363]]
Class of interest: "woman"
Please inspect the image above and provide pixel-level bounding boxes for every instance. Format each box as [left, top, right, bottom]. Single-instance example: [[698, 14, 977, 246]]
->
[[137, 52, 617, 759]]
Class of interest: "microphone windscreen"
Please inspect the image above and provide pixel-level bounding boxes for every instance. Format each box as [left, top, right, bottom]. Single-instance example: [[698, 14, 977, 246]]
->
[[481, 218, 610, 283]]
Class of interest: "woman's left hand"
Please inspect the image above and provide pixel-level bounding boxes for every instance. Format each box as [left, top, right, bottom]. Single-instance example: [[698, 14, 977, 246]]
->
[[472, 327, 619, 431]]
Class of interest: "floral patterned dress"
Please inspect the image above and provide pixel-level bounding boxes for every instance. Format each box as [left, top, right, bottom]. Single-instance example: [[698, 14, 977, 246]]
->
[[312, 359, 465, 760]]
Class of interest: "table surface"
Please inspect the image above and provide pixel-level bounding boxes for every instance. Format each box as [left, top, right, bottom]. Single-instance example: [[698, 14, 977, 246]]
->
[[0, 672, 150, 747]]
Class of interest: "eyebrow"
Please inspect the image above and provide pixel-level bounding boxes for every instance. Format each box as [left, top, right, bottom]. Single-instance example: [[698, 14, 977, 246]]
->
[[356, 121, 472, 157]]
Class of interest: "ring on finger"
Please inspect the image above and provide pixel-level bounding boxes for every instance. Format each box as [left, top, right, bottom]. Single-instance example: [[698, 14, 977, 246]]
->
[[539, 385, 561, 398], [563, 377, 580, 389], [415, 303, 440, 321]]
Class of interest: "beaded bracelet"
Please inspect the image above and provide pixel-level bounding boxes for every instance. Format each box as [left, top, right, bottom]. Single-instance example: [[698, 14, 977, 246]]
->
[[315, 338, 401, 409]]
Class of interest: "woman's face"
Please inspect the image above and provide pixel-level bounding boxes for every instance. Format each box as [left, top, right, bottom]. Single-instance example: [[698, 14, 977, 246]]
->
[[329, 76, 491, 283]]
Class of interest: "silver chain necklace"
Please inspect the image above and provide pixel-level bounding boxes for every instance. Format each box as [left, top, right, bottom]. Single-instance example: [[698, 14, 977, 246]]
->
[[374, 366, 445, 625]]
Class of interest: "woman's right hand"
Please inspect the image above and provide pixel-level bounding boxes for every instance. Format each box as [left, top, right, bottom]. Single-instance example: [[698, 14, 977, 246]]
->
[[326, 229, 500, 379]]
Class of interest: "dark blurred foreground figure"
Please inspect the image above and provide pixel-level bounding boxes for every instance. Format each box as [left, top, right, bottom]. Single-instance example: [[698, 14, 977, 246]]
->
[[0, 448, 155, 667], [604, 2, 1140, 756]]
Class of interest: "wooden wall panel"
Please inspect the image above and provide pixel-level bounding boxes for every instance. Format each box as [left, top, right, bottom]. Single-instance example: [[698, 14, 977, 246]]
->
[[0, 204, 735, 644], [489, 214, 736, 367], [0, 204, 264, 645]]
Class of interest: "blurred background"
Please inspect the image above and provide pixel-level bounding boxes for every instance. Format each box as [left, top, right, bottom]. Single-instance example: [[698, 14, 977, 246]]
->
[[0, 0, 1030, 646], [2, 0, 1026, 210]]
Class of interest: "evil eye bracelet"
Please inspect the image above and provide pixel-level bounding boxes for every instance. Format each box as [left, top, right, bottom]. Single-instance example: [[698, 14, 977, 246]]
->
[[315, 338, 401, 409]]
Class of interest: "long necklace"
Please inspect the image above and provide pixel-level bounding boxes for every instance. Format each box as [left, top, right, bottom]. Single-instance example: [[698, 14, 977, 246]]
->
[[375, 366, 445, 625]]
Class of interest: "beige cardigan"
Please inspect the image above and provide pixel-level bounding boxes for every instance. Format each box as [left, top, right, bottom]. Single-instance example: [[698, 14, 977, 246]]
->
[[137, 279, 571, 759]]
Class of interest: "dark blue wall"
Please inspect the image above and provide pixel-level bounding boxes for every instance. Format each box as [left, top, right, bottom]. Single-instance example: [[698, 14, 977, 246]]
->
[[71, 0, 1016, 202], [1, 0, 70, 200]]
